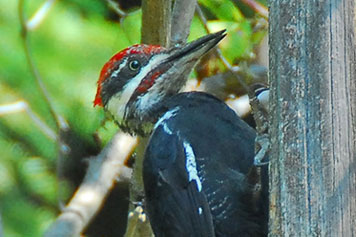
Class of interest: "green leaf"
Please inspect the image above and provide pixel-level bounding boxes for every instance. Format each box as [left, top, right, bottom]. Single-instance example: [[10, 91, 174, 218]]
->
[[199, 0, 244, 21]]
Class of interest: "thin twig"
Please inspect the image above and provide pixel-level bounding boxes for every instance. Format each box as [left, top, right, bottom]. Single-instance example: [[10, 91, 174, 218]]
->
[[26, 0, 57, 30], [45, 132, 137, 237], [18, 0, 65, 130], [0, 100, 57, 140], [106, 0, 128, 17], [106, 0, 141, 44], [19, 0, 70, 213], [240, 0, 268, 19], [106, 0, 141, 25]]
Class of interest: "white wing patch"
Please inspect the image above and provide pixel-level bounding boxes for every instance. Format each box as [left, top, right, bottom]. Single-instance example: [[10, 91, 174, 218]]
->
[[154, 107, 180, 135], [183, 141, 202, 192], [198, 207, 203, 215], [154, 108, 203, 192]]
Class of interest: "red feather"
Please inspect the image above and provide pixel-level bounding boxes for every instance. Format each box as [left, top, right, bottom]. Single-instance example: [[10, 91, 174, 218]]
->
[[94, 44, 164, 107], [136, 71, 161, 94]]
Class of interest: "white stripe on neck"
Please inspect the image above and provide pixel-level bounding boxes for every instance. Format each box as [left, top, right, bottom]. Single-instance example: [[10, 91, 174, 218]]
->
[[106, 54, 168, 122]]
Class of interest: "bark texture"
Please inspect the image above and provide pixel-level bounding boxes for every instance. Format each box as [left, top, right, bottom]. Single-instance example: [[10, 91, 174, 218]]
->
[[269, 0, 356, 236], [141, 0, 172, 46], [171, 0, 197, 46]]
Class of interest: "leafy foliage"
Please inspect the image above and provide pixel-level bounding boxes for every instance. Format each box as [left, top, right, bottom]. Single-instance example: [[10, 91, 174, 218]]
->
[[0, 0, 266, 235]]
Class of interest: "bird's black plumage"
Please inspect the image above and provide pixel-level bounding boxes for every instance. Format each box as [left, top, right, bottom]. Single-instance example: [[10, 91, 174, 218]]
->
[[95, 31, 268, 236], [143, 92, 268, 237]]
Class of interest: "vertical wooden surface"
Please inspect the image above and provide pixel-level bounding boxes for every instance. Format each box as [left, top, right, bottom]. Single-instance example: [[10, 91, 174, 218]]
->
[[269, 0, 356, 236], [141, 0, 172, 47]]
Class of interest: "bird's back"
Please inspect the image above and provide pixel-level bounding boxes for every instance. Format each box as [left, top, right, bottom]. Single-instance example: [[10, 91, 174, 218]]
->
[[143, 92, 268, 236]]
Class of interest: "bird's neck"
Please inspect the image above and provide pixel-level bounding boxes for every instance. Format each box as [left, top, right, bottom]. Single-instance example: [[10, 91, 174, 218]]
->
[[118, 95, 174, 137]]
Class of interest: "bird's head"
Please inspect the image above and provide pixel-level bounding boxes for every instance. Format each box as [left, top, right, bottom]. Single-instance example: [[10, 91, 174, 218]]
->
[[94, 30, 226, 135]]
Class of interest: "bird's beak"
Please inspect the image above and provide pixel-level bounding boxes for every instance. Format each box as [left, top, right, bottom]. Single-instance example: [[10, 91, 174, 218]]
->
[[165, 29, 226, 66]]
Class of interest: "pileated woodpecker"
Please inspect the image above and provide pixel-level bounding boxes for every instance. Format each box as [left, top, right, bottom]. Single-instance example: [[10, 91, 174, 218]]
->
[[94, 30, 268, 236]]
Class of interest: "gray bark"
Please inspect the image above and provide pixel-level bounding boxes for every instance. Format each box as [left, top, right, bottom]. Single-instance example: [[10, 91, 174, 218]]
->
[[269, 0, 356, 236], [171, 0, 197, 46]]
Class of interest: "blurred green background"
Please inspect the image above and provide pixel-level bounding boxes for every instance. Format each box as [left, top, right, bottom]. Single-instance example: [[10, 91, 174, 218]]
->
[[0, 0, 267, 236]]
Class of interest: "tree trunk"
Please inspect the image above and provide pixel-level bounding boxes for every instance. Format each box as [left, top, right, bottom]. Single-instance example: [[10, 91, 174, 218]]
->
[[141, 0, 172, 46], [269, 1, 356, 236]]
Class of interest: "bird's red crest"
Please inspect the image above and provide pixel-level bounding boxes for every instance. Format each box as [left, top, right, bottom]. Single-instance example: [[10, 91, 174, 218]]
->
[[94, 44, 164, 107]]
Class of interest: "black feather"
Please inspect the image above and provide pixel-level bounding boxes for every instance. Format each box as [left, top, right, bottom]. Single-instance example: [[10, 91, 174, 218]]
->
[[143, 92, 268, 236]]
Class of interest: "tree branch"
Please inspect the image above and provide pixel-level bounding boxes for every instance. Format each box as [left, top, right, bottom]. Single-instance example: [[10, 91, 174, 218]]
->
[[45, 132, 137, 237], [239, 0, 268, 19], [0, 100, 57, 140], [106, 0, 141, 24], [18, 0, 65, 131], [26, 0, 57, 30], [141, 0, 172, 46], [170, 0, 197, 46]]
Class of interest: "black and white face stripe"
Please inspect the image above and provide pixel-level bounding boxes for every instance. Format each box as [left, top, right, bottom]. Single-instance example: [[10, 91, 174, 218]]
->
[[103, 31, 226, 135], [106, 53, 170, 123], [101, 54, 152, 106]]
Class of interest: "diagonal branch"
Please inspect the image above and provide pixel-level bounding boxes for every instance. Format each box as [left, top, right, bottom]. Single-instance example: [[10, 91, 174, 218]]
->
[[239, 0, 268, 19], [18, 1, 70, 207], [0, 100, 57, 140], [106, 0, 141, 25], [106, 0, 130, 18], [45, 132, 137, 237], [26, 0, 57, 31]]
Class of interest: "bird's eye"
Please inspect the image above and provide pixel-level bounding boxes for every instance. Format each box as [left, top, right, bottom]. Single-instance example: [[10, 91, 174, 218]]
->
[[128, 60, 141, 71]]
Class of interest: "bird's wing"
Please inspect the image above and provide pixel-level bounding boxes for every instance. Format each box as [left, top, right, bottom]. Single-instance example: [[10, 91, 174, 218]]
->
[[143, 126, 215, 237]]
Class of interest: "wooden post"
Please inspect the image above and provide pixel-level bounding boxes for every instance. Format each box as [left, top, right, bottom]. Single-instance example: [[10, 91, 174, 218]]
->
[[269, 0, 356, 236]]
